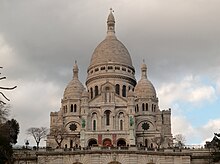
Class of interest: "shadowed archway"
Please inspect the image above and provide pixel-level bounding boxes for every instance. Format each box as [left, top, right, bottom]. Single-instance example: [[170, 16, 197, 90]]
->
[[88, 138, 97, 147], [117, 138, 126, 146], [108, 162, 122, 164], [103, 138, 112, 146]]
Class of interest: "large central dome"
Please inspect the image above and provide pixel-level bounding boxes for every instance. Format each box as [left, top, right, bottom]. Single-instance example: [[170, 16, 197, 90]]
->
[[86, 10, 136, 89], [89, 35, 133, 68], [88, 10, 133, 70]]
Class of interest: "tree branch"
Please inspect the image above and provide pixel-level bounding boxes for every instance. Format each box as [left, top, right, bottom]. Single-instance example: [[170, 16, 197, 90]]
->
[[0, 100, 6, 105], [0, 86, 17, 90], [0, 77, 6, 80], [0, 92, 10, 101]]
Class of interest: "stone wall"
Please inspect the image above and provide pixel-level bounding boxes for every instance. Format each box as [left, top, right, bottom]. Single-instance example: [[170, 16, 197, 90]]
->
[[14, 148, 213, 164]]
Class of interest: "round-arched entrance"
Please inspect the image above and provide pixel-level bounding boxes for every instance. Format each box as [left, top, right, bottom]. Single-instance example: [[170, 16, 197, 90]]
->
[[88, 138, 97, 147], [117, 138, 126, 146], [103, 138, 112, 146]]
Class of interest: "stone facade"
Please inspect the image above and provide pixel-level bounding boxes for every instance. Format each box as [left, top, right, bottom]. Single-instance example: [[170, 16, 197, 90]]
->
[[46, 10, 173, 150], [14, 148, 213, 164], [14, 10, 216, 164]]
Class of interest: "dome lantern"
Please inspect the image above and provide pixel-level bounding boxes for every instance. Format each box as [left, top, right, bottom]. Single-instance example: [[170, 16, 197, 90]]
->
[[107, 8, 115, 36], [73, 60, 79, 79], [141, 60, 147, 79]]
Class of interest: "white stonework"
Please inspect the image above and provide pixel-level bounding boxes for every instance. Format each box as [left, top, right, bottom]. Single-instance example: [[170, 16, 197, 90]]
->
[[36, 151, 191, 164], [14, 10, 214, 164], [46, 10, 172, 150]]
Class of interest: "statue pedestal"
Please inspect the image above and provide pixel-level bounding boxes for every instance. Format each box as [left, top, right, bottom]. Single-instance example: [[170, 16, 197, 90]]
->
[[129, 128, 135, 145]]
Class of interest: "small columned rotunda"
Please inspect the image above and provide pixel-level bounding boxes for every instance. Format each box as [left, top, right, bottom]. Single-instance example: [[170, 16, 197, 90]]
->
[[46, 9, 172, 149]]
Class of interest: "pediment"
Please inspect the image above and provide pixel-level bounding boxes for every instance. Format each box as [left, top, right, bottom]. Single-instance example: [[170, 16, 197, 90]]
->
[[89, 94, 102, 106], [114, 94, 127, 106]]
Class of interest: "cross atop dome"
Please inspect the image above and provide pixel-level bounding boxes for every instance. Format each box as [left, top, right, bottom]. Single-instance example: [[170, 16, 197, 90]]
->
[[107, 8, 115, 36]]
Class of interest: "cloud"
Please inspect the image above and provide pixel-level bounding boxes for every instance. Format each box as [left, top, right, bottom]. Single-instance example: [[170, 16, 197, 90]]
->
[[1, 0, 220, 146], [158, 75, 217, 108], [172, 115, 195, 138], [5, 79, 62, 146], [0, 35, 18, 69], [172, 114, 220, 145], [216, 78, 220, 95]]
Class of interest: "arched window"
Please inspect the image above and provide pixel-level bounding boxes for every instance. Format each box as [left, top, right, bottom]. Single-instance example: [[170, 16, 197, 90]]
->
[[74, 104, 77, 112], [136, 104, 139, 112], [115, 84, 120, 95], [105, 110, 111, 126], [152, 104, 154, 112], [71, 104, 73, 112], [122, 85, 126, 97], [142, 103, 145, 111], [64, 105, 67, 113], [93, 120, 96, 131], [95, 86, 98, 96], [90, 88, 93, 99], [146, 103, 148, 111], [70, 140, 73, 148], [120, 120, 123, 130]]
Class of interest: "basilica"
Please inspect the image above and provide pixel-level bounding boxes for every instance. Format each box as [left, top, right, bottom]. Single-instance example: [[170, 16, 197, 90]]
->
[[46, 10, 172, 149]]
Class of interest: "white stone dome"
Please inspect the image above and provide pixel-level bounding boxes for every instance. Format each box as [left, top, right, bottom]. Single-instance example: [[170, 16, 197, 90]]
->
[[63, 79, 84, 99], [63, 63, 84, 99], [134, 63, 156, 98], [89, 35, 133, 68], [86, 10, 136, 88], [135, 78, 156, 98]]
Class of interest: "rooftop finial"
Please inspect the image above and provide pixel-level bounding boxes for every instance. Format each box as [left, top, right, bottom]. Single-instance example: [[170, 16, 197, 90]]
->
[[107, 8, 115, 36], [110, 8, 114, 13], [73, 60, 79, 79], [141, 60, 147, 79]]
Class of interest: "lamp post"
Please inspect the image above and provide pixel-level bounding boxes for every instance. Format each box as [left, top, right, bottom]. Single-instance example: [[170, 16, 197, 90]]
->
[[25, 140, 29, 149], [24, 140, 29, 164]]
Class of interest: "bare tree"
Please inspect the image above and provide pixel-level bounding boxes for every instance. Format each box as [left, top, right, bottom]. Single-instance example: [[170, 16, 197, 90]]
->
[[0, 67, 17, 105], [174, 134, 186, 148], [50, 126, 66, 148], [26, 127, 48, 149]]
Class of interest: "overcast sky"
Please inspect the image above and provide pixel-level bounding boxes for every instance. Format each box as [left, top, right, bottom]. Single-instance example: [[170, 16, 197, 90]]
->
[[1, 0, 220, 147]]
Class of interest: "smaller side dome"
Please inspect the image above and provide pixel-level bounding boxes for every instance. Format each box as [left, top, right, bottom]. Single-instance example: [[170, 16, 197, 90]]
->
[[134, 63, 156, 99], [63, 62, 84, 99]]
